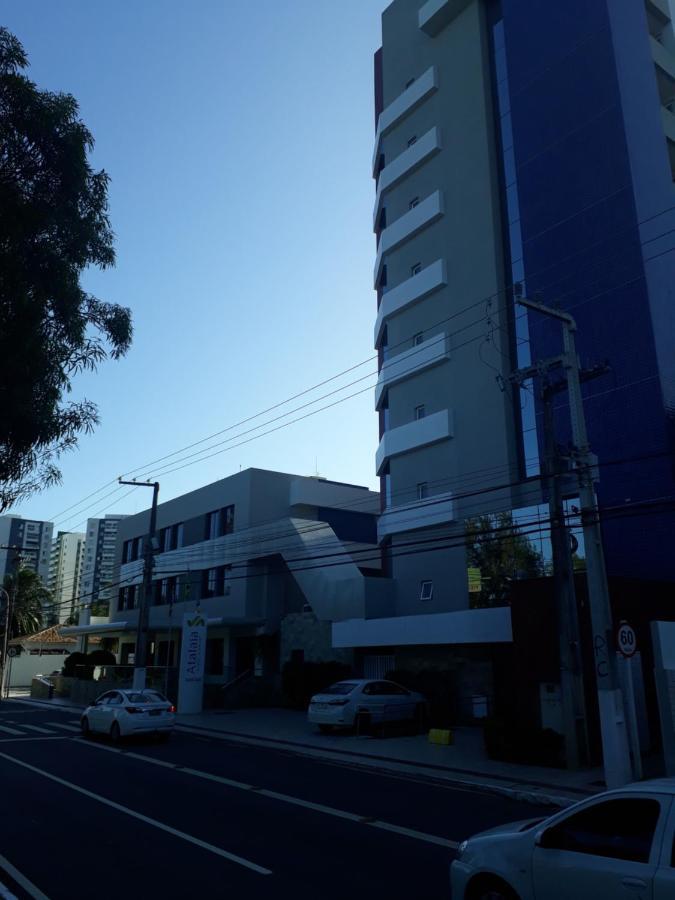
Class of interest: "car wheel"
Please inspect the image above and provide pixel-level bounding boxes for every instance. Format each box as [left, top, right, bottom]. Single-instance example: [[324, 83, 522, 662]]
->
[[81, 717, 90, 738], [110, 721, 122, 744], [468, 876, 520, 900], [318, 725, 333, 734], [354, 712, 371, 736]]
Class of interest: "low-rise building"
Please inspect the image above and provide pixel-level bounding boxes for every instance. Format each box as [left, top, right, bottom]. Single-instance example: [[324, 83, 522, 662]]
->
[[77, 469, 384, 700]]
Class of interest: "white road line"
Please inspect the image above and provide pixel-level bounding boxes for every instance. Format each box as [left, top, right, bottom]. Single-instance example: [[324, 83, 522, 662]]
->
[[0, 751, 272, 876], [369, 820, 459, 848], [75, 739, 457, 849], [0, 726, 23, 736], [0, 737, 67, 744], [0, 881, 17, 900], [45, 723, 81, 733], [0, 852, 50, 900], [17, 724, 54, 735]]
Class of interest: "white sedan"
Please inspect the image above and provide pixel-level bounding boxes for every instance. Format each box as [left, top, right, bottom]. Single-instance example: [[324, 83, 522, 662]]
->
[[451, 778, 675, 899], [307, 679, 427, 733], [81, 689, 176, 741]]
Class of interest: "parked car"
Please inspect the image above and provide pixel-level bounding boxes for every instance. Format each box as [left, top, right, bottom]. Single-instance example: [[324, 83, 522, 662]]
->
[[81, 689, 176, 742], [450, 778, 675, 899], [307, 679, 427, 733]]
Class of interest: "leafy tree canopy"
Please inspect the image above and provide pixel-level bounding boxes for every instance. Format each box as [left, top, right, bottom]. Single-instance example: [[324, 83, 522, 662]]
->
[[466, 512, 546, 608], [1, 567, 50, 639], [0, 28, 132, 511]]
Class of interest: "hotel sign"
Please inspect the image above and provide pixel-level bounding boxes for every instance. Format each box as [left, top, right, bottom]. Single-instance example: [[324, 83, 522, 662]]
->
[[177, 612, 207, 714]]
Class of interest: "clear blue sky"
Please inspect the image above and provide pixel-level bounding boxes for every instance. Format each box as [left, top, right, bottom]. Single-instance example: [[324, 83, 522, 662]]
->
[[4, 0, 386, 529]]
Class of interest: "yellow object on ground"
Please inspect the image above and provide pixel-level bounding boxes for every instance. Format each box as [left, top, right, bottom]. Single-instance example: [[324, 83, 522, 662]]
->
[[428, 728, 453, 746]]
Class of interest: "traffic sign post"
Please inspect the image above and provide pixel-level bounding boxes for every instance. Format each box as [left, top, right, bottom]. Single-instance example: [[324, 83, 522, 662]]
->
[[617, 621, 637, 659], [617, 621, 642, 781]]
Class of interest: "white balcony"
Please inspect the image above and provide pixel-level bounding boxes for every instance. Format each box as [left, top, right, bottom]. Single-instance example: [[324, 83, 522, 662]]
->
[[374, 191, 444, 286], [374, 259, 446, 347], [372, 67, 438, 175], [651, 35, 675, 80], [373, 127, 442, 230], [662, 104, 675, 142], [375, 332, 450, 410], [418, 0, 473, 36], [375, 408, 453, 475], [378, 490, 455, 540]]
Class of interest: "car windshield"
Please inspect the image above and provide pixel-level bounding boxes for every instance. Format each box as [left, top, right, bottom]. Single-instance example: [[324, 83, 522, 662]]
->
[[125, 692, 166, 704], [322, 682, 357, 695]]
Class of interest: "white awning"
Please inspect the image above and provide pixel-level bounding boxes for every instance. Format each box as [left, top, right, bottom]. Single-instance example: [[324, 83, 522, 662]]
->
[[332, 607, 512, 649]]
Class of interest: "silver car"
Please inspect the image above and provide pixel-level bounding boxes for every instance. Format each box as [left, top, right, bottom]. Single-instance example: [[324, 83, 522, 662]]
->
[[451, 778, 675, 899], [307, 679, 427, 734]]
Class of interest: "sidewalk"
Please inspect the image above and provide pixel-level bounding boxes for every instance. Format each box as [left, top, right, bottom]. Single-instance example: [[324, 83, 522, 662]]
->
[[10, 691, 603, 807]]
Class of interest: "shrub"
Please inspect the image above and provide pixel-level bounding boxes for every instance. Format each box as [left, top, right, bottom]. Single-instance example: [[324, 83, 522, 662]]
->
[[62, 652, 86, 677], [483, 716, 564, 767]]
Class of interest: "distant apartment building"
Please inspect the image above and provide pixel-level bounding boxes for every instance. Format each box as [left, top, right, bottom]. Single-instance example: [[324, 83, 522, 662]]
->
[[49, 531, 85, 624], [0, 516, 53, 585], [80, 515, 129, 615]]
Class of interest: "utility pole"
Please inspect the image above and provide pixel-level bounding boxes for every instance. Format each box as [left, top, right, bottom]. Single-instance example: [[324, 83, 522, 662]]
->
[[0, 586, 10, 701], [542, 379, 589, 769], [516, 297, 632, 788], [119, 479, 160, 691]]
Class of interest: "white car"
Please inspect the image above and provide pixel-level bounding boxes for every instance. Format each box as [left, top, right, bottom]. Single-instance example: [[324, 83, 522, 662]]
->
[[307, 679, 427, 733], [451, 778, 675, 899], [81, 689, 176, 741]]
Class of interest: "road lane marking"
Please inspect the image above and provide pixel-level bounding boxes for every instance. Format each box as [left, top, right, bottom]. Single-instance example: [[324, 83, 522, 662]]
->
[[369, 820, 459, 848], [74, 739, 459, 849], [45, 723, 81, 733], [0, 737, 67, 744], [0, 726, 23, 736], [0, 852, 50, 900], [17, 724, 54, 734], [0, 880, 17, 900], [0, 751, 272, 876]]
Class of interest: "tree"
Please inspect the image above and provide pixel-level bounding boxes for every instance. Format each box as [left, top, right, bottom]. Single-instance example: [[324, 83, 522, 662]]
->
[[1, 568, 50, 639], [0, 28, 132, 511], [466, 512, 546, 608]]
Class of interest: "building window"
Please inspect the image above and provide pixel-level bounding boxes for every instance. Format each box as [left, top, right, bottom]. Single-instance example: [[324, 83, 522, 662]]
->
[[417, 483, 428, 501], [378, 264, 387, 290], [135, 536, 144, 560], [407, 135, 417, 147], [411, 262, 422, 276], [414, 404, 426, 420], [420, 580, 433, 601], [413, 332, 424, 346], [409, 197, 419, 209], [378, 207, 387, 230], [205, 506, 235, 541]]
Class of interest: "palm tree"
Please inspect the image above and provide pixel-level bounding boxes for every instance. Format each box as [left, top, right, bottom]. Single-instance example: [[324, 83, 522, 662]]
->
[[1, 568, 50, 639]]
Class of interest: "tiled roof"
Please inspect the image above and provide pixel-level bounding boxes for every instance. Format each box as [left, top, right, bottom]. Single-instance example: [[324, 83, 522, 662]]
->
[[9, 626, 101, 646]]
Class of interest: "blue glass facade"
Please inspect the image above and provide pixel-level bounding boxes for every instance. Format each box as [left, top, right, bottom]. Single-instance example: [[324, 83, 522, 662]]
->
[[496, 0, 675, 580]]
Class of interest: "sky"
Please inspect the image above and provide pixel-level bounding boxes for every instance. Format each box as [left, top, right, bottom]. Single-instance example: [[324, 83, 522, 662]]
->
[[4, 0, 386, 531]]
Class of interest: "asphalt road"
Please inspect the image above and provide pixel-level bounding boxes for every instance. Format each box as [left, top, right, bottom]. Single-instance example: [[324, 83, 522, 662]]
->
[[0, 700, 547, 900]]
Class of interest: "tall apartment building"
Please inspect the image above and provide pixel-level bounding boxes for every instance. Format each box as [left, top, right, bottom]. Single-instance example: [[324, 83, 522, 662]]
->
[[80, 515, 129, 615], [369, 0, 675, 621], [0, 516, 53, 585], [49, 531, 85, 624]]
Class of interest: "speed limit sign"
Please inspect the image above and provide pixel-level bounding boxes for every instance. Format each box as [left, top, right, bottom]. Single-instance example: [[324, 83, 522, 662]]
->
[[617, 621, 637, 658]]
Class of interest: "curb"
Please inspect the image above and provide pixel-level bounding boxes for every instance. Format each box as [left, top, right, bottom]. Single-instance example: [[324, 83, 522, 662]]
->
[[175, 722, 585, 809], [10, 696, 588, 809]]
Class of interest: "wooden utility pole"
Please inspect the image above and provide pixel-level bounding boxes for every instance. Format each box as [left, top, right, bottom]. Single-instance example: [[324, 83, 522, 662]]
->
[[119, 479, 160, 691]]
